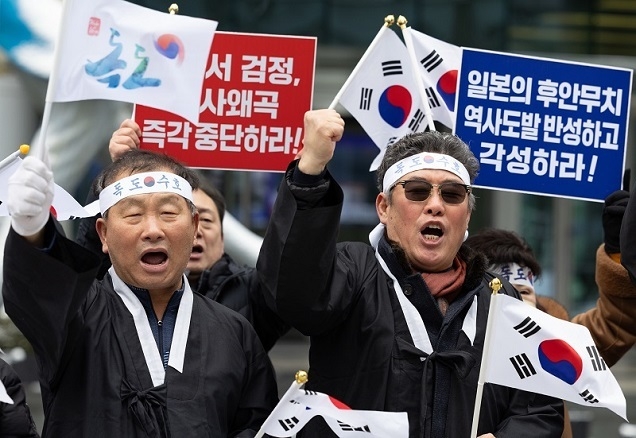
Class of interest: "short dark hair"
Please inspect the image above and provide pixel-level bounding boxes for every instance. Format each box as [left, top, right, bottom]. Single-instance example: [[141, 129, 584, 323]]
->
[[194, 172, 226, 223], [375, 131, 479, 210], [465, 227, 542, 278]]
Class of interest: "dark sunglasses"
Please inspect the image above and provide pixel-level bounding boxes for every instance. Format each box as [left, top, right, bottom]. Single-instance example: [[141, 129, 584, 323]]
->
[[391, 180, 471, 204]]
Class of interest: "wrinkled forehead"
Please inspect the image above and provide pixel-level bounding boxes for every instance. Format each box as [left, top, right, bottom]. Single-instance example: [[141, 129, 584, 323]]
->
[[397, 168, 466, 183]]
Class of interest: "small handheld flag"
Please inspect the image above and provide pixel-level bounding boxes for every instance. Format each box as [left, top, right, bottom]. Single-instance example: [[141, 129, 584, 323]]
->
[[471, 290, 627, 438], [405, 28, 462, 131], [331, 17, 431, 170], [256, 371, 409, 438]]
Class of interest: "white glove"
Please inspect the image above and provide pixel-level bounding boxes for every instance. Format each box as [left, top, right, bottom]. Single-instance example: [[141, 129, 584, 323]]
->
[[7, 156, 55, 237]]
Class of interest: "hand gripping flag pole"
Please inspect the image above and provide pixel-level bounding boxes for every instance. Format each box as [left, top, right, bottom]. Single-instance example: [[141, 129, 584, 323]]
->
[[469, 277, 502, 438]]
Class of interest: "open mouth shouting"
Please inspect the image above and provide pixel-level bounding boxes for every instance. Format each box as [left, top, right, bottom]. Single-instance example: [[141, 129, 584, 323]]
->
[[141, 249, 168, 271], [421, 224, 443, 241]]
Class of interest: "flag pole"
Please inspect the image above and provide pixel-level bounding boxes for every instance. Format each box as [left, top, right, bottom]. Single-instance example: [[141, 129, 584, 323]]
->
[[254, 370, 309, 438], [37, 0, 81, 164], [0, 145, 30, 173], [328, 15, 395, 110], [470, 278, 502, 438], [398, 16, 436, 132]]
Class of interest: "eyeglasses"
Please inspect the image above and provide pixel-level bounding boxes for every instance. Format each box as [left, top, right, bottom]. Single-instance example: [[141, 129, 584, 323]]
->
[[391, 180, 471, 204]]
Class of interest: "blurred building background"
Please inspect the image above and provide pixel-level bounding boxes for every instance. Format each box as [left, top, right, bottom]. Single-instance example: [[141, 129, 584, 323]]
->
[[1, 0, 636, 435]]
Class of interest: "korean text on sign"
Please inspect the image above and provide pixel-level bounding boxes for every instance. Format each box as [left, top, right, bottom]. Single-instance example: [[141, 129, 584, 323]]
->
[[454, 48, 633, 202], [136, 31, 316, 173]]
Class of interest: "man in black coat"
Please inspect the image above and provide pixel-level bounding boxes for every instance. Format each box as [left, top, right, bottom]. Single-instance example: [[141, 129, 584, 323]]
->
[[3, 150, 278, 437], [257, 109, 564, 437], [76, 119, 289, 352]]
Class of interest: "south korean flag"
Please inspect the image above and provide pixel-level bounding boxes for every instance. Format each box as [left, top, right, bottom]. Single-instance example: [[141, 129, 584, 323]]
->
[[260, 387, 409, 437], [481, 293, 626, 420], [335, 25, 430, 169], [406, 28, 462, 131]]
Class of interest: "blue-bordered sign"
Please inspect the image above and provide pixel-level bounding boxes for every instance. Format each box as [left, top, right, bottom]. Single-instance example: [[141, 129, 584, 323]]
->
[[454, 48, 633, 202]]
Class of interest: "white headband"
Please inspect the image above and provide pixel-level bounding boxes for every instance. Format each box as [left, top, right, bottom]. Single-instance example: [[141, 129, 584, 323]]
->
[[382, 152, 471, 193], [489, 263, 535, 290], [99, 171, 193, 215]]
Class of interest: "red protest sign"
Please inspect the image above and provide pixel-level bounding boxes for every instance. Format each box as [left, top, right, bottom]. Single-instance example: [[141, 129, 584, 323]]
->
[[135, 31, 316, 172]]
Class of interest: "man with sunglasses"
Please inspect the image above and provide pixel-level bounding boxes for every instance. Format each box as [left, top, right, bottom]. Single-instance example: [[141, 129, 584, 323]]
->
[[257, 109, 564, 437]]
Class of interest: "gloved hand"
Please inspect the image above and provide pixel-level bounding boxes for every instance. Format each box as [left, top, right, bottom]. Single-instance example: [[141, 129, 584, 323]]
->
[[603, 189, 630, 254], [7, 156, 55, 237]]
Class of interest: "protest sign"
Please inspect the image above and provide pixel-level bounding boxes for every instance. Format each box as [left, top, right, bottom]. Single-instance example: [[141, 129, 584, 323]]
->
[[455, 48, 633, 202], [136, 31, 316, 172]]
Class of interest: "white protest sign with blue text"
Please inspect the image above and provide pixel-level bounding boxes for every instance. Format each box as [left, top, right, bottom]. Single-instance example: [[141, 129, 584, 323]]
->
[[454, 48, 633, 202]]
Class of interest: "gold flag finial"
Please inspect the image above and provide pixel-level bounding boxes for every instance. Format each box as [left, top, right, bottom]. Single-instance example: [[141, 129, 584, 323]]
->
[[384, 15, 395, 27], [169, 3, 179, 14], [295, 370, 308, 384], [397, 15, 407, 29], [489, 277, 502, 294]]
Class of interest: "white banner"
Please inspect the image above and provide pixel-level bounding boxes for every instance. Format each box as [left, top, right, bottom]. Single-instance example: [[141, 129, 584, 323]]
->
[[48, 0, 217, 123]]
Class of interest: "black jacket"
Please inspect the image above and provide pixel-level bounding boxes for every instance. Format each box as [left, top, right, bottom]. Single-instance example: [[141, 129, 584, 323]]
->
[[257, 162, 564, 437], [3, 222, 278, 437], [193, 253, 289, 351], [0, 358, 39, 437], [76, 215, 289, 351]]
